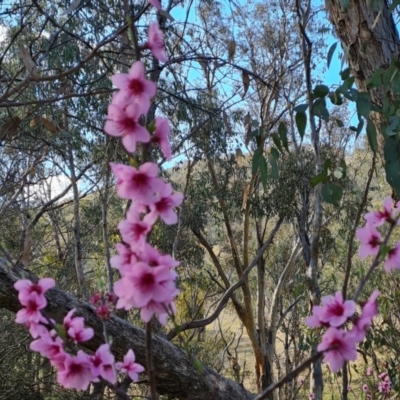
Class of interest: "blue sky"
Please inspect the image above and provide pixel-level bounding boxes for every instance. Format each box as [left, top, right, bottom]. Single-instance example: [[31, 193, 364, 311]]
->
[[164, 0, 355, 158]]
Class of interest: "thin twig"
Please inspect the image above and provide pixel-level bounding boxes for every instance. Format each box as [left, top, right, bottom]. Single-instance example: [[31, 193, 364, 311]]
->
[[145, 323, 157, 400]]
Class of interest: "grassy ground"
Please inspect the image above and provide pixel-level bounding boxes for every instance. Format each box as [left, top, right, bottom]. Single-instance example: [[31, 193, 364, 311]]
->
[[206, 309, 372, 399]]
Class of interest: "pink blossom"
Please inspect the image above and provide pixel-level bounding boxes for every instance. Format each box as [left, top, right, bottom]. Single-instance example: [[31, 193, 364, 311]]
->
[[347, 386, 352, 392], [90, 344, 116, 384], [352, 290, 380, 342], [356, 224, 382, 258], [384, 242, 400, 272], [14, 278, 55, 305], [309, 394, 315, 400], [148, 0, 161, 9], [305, 292, 356, 328], [114, 262, 177, 310], [113, 278, 135, 310], [152, 117, 172, 159], [379, 372, 388, 380], [106, 292, 117, 304], [58, 351, 97, 391], [147, 22, 168, 62], [362, 384, 369, 392], [365, 197, 400, 226], [118, 209, 153, 251], [111, 61, 156, 115], [63, 309, 94, 343], [378, 373, 391, 395], [109, 162, 163, 204], [137, 243, 179, 269], [317, 327, 358, 372], [110, 243, 137, 274], [30, 332, 66, 369], [140, 299, 176, 325], [116, 349, 144, 382], [147, 183, 184, 225], [104, 103, 150, 152], [15, 292, 47, 324], [27, 321, 49, 339], [90, 292, 102, 306], [304, 314, 323, 328], [367, 367, 373, 376], [96, 304, 111, 320]]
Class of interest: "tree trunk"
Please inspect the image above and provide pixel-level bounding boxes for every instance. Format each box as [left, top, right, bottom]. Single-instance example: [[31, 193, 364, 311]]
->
[[325, 0, 400, 169], [325, 0, 399, 94]]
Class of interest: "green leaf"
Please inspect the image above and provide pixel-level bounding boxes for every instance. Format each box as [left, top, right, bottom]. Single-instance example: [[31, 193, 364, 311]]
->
[[270, 147, 280, 159], [278, 122, 287, 137], [335, 118, 344, 127], [272, 133, 283, 153], [367, 68, 382, 88], [356, 118, 364, 138], [193, 359, 204, 373], [250, 128, 261, 137], [310, 173, 328, 187], [328, 90, 343, 105], [295, 111, 307, 139], [340, 0, 349, 9], [278, 123, 289, 152], [386, 116, 400, 136], [147, 119, 156, 133], [384, 136, 400, 198], [327, 42, 338, 69], [312, 98, 330, 122], [294, 104, 308, 113], [252, 147, 263, 174], [356, 92, 371, 119], [313, 84, 330, 98], [268, 153, 279, 180], [323, 159, 332, 175], [366, 118, 377, 153], [321, 182, 343, 206], [260, 154, 268, 189], [339, 159, 347, 178], [341, 67, 351, 80], [55, 323, 67, 340], [380, 245, 391, 260]]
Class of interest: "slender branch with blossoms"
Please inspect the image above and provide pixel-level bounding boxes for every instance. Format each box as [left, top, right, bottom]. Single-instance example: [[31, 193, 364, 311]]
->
[[12, 3, 182, 398], [304, 197, 400, 374]]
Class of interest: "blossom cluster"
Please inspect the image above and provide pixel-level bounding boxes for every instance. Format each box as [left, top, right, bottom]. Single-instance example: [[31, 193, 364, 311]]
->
[[90, 291, 117, 320], [305, 290, 379, 372], [357, 197, 400, 272], [14, 279, 144, 390], [378, 372, 392, 396], [13, 3, 179, 394], [104, 18, 182, 325], [361, 368, 391, 398]]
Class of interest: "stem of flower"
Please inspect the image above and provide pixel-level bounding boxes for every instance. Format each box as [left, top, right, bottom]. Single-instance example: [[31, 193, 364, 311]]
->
[[146, 322, 157, 399]]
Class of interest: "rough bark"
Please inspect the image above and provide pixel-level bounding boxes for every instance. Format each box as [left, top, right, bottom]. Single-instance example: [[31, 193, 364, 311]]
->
[[325, 0, 400, 93], [325, 0, 400, 164], [0, 262, 254, 400]]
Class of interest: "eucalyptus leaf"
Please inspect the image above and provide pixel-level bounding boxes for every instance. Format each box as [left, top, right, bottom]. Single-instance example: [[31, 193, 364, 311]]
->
[[295, 111, 307, 139]]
